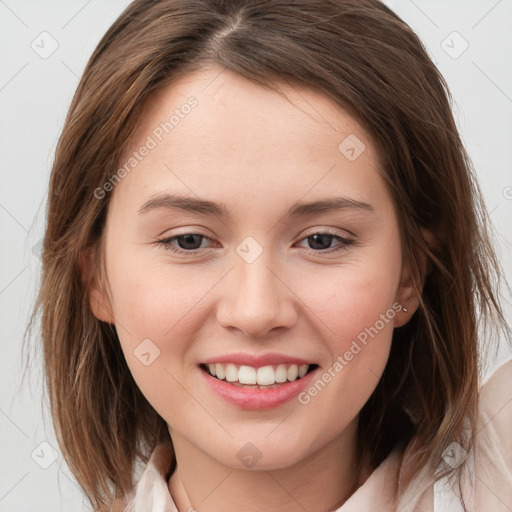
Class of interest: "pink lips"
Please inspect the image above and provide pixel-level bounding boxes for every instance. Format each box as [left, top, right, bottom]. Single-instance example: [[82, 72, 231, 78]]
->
[[201, 352, 313, 367], [199, 352, 318, 410]]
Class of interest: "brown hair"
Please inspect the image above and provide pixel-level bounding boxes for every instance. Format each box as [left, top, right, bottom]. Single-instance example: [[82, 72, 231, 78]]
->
[[26, 0, 510, 510]]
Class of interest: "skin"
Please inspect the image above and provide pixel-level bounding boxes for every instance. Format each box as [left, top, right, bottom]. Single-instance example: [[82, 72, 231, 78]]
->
[[87, 65, 421, 512]]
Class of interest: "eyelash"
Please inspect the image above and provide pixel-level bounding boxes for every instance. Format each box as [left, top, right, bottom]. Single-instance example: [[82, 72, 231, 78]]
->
[[155, 231, 355, 255]]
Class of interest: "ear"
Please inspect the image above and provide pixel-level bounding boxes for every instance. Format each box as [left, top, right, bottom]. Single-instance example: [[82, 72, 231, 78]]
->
[[394, 228, 433, 327], [78, 247, 115, 324]]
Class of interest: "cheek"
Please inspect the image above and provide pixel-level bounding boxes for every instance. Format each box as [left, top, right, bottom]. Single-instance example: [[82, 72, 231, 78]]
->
[[317, 277, 396, 399], [104, 252, 213, 400], [297, 258, 400, 350], [107, 248, 210, 343], [106, 264, 207, 425], [290, 254, 400, 434]]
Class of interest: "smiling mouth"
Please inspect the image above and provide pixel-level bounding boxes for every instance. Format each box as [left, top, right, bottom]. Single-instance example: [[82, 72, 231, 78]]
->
[[199, 363, 319, 389]]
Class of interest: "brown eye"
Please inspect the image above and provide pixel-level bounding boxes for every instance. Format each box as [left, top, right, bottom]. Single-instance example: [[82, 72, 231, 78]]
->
[[157, 233, 212, 253], [296, 232, 354, 252]]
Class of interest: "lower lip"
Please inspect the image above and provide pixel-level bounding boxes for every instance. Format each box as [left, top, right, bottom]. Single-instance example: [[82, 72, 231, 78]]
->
[[199, 366, 318, 410]]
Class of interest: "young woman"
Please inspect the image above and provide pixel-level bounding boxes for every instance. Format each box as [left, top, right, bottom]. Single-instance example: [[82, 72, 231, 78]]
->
[[32, 0, 512, 510]]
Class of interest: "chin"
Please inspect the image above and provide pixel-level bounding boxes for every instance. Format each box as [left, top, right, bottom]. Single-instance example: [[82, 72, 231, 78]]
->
[[205, 436, 314, 472]]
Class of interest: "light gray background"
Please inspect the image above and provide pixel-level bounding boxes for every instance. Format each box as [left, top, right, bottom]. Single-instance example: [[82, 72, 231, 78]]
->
[[1, 1, 511, 510]]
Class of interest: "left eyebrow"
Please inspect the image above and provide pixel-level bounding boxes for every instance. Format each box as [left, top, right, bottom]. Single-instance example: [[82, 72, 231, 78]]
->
[[137, 193, 375, 218], [287, 197, 375, 216]]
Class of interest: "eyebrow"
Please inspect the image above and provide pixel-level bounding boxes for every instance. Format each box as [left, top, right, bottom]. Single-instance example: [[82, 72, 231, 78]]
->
[[137, 193, 375, 218]]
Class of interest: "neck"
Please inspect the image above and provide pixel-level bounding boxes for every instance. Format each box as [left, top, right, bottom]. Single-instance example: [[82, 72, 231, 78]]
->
[[168, 419, 363, 512]]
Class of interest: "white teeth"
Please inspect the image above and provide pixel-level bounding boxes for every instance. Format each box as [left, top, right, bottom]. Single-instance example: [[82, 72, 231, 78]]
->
[[204, 362, 312, 385], [256, 366, 275, 386], [298, 364, 308, 378], [238, 365, 257, 384], [287, 364, 298, 381], [275, 364, 288, 383], [225, 363, 238, 382], [215, 363, 225, 380]]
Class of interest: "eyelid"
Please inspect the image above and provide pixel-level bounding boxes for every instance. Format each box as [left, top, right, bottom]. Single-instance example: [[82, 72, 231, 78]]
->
[[298, 225, 356, 240], [154, 232, 216, 254], [155, 228, 356, 256]]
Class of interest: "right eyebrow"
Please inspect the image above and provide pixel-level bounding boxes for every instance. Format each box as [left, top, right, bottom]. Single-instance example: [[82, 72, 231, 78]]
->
[[138, 194, 231, 217]]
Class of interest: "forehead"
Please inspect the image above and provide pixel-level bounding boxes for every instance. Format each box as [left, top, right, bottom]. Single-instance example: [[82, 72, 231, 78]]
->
[[112, 65, 387, 216], [131, 65, 372, 154]]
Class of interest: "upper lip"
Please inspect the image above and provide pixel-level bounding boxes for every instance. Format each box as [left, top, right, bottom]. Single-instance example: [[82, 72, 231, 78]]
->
[[201, 352, 315, 368]]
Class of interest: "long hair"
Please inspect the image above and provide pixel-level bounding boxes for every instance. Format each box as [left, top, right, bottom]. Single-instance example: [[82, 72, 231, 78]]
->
[[27, 0, 510, 509]]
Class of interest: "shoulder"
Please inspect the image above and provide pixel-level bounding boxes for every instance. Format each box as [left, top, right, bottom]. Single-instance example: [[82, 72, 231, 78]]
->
[[98, 442, 175, 512], [428, 358, 512, 512], [478, 356, 512, 439], [97, 496, 132, 512], [473, 357, 512, 510], [482, 357, 512, 391]]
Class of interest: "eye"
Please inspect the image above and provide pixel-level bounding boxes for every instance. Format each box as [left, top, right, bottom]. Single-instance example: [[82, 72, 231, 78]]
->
[[155, 230, 355, 256], [156, 233, 213, 254], [295, 231, 354, 253]]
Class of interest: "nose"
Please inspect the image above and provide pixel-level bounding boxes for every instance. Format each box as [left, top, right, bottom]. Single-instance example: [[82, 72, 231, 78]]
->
[[216, 251, 298, 338]]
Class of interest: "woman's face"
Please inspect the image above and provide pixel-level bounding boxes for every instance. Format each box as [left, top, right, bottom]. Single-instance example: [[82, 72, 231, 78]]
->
[[89, 65, 414, 471]]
